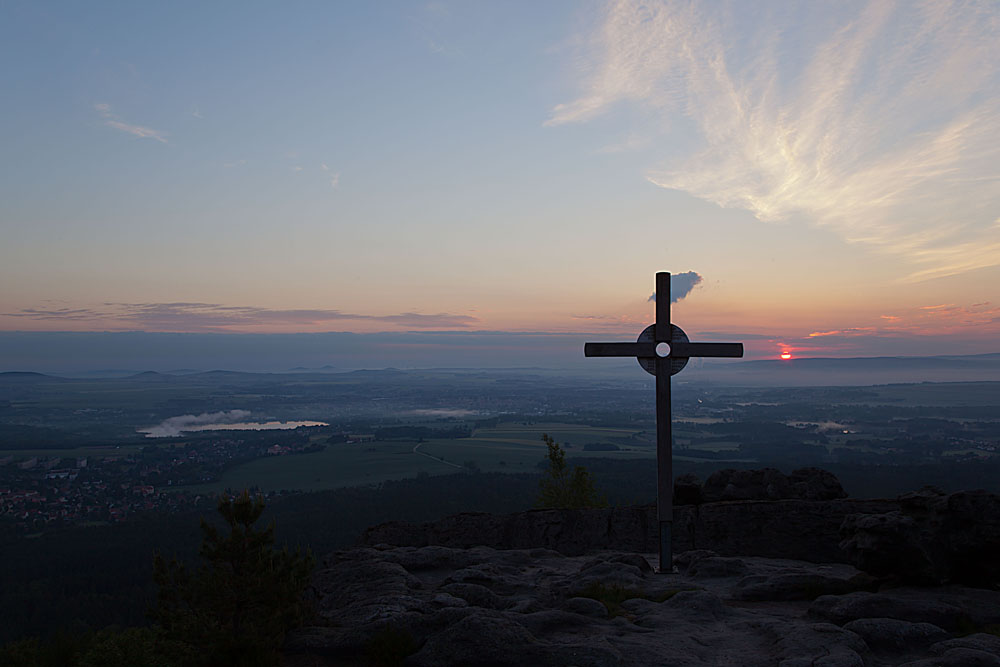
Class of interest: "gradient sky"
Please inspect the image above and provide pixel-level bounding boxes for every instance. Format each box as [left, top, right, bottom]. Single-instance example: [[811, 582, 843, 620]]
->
[[2, 0, 999, 361]]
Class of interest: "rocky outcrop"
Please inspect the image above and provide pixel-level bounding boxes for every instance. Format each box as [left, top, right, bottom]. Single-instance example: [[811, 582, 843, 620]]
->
[[840, 487, 1000, 586], [672, 473, 704, 505], [701, 467, 847, 503], [362, 473, 999, 584], [362, 498, 897, 563], [284, 545, 1000, 666], [362, 468, 874, 564], [290, 475, 1000, 665], [675, 497, 895, 562]]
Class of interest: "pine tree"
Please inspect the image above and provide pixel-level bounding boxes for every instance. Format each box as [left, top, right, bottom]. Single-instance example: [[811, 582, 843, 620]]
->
[[151, 490, 314, 667], [537, 434, 607, 509]]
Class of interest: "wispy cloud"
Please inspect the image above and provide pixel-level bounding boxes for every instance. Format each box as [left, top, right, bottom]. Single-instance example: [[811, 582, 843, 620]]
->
[[94, 103, 168, 143], [808, 328, 876, 338], [782, 301, 1000, 355], [550, 1, 1000, 281], [570, 313, 647, 331], [320, 162, 340, 189], [407, 3, 462, 56], [6, 307, 104, 321], [4, 302, 478, 332]]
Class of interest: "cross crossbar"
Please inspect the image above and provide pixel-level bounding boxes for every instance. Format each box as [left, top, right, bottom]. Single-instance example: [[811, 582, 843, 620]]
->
[[584, 341, 743, 359], [671, 342, 743, 358], [584, 342, 655, 357], [583, 272, 743, 573]]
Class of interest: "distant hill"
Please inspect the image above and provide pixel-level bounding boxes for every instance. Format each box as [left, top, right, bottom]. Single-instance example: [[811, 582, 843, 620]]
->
[[690, 353, 1000, 386], [0, 371, 65, 382], [126, 371, 174, 381]]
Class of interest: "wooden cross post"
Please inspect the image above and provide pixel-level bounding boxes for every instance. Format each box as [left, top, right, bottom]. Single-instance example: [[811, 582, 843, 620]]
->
[[584, 272, 743, 572]]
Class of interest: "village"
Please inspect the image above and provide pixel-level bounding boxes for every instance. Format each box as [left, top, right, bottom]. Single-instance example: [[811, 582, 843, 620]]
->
[[0, 435, 321, 533]]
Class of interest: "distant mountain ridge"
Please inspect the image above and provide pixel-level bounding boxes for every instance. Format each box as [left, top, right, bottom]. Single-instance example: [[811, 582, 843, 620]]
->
[[690, 352, 1000, 386], [1, 352, 998, 386]]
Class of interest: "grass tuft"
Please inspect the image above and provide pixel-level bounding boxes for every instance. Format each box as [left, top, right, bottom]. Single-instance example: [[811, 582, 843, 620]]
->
[[576, 582, 699, 619]]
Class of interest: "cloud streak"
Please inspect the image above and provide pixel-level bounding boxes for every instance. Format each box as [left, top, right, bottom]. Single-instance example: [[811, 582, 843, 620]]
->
[[551, 0, 1000, 281], [95, 103, 168, 143], [4, 302, 479, 332]]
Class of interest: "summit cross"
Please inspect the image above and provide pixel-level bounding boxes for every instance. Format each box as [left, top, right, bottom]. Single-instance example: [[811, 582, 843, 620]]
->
[[584, 272, 743, 572]]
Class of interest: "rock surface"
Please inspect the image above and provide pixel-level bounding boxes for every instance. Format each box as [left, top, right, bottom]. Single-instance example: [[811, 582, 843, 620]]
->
[[284, 545, 1000, 666], [292, 475, 1000, 664], [362, 498, 897, 562], [360, 481, 999, 584], [840, 487, 1000, 586]]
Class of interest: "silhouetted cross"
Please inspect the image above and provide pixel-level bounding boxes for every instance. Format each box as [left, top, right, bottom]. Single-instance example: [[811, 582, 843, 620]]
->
[[585, 272, 743, 572]]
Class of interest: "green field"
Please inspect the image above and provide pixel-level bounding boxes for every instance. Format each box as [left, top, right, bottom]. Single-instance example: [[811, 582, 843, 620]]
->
[[470, 422, 650, 447], [183, 422, 655, 493], [684, 441, 740, 451], [181, 440, 452, 494]]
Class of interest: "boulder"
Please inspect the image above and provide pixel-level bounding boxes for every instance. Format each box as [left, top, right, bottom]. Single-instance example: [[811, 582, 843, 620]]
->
[[734, 572, 876, 601], [768, 622, 869, 667], [839, 511, 941, 584], [702, 468, 792, 502], [932, 634, 1000, 658], [674, 473, 704, 505], [701, 467, 846, 503], [899, 648, 1000, 666], [675, 498, 896, 563], [807, 590, 993, 631], [840, 488, 1000, 586], [788, 468, 849, 501], [562, 596, 609, 618], [439, 583, 504, 610], [843, 618, 950, 652], [405, 611, 544, 667]]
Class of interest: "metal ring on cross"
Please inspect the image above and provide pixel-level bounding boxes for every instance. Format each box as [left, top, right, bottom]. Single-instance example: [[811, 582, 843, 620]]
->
[[637, 324, 689, 376]]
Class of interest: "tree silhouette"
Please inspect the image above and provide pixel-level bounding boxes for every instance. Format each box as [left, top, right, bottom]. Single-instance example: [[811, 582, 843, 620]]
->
[[151, 490, 313, 666], [537, 434, 607, 509]]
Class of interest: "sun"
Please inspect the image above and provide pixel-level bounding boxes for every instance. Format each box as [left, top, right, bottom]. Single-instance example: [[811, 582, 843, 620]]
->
[[780, 353, 792, 360]]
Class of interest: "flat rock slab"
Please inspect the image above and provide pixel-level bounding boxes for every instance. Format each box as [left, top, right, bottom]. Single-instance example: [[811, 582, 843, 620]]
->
[[284, 546, 1000, 666]]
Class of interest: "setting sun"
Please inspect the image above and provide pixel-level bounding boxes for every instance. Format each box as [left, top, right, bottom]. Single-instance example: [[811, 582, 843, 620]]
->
[[780, 353, 793, 360]]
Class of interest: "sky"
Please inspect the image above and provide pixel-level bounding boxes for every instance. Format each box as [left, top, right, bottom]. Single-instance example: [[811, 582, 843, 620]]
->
[[2, 0, 999, 367]]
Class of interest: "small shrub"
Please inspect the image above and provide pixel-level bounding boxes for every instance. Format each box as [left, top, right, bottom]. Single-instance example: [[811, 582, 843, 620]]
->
[[537, 434, 607, 509], [151, 490, 314, 666], [0, 637, 43, 667]]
